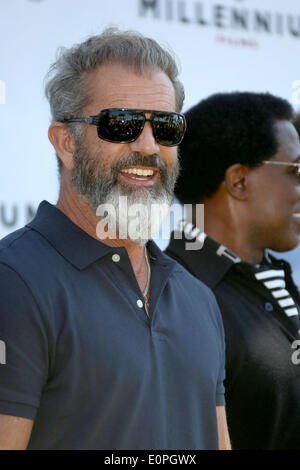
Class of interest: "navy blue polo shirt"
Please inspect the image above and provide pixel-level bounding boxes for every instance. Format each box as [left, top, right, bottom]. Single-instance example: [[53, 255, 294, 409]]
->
[[0, 201, 225, 450]]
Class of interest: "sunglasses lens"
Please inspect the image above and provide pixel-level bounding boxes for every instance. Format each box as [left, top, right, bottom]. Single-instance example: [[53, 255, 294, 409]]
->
[[96, 109, 186, 146], [153, 112, 186, 146], [97, 109, 144, 143]]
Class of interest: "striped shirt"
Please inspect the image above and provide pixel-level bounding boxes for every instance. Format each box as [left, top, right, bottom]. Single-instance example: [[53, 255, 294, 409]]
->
[[253, 260, 300, 333]]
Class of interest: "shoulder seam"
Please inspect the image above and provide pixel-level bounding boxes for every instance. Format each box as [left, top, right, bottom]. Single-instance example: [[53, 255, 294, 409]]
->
[[0, 261, 52, 342], [0, 227, 32, 255]]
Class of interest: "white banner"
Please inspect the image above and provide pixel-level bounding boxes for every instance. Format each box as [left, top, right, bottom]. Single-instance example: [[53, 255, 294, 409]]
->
[[1, 0, 300, 280]]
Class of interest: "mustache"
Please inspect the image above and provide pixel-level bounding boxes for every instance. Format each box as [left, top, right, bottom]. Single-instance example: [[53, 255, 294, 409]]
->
[[111, 152, 169, 182], [113, 152, 167, 171]]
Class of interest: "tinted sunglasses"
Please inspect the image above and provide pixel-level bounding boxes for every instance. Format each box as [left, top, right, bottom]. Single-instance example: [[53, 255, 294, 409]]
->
[[61, 108, 186, 147]]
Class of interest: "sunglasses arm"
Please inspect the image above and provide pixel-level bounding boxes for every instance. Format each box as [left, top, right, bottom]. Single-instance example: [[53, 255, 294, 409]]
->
[[62, 116, 98, 125]]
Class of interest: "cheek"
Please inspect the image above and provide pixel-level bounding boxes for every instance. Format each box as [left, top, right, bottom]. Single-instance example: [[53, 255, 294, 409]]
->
[[92, 140, 126, 173], [271, 190, 299, 232], [283, 186, 300, 214], [162, 147, 178, 168], [263, 185, 299, 212], [251, 194, 288, 229]]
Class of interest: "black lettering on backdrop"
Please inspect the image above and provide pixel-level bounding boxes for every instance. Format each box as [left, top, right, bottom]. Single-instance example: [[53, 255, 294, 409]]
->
[[195, 4, 208, 26], [254, 11, 271, 33], [231, 8, 248, 30], [288, 15, 300, 37], [214, 5, 226, 29], [0, 203, 36, 230], [1, 204, 17, 227], [166, 0, 173, 21], [139, 0, 160, 18], [26, 204, 36, 223], [178, 1, 190, 23], [138, 0, 300, 40], [276, 12, 284, 35]]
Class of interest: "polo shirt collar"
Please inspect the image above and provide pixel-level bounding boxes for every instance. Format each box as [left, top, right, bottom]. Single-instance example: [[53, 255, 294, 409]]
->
[[27, 200, 175, 271], [167, 229, 238, 288], [167, 223, 292, 289]]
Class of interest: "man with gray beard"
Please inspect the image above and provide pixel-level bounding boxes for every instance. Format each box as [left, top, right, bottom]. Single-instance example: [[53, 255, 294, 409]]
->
[[0, 28, 230, 450], [72, 145, 176, 244]]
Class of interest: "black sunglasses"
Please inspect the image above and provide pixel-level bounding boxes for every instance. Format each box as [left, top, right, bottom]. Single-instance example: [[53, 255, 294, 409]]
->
[[61, 108, 186, 147]]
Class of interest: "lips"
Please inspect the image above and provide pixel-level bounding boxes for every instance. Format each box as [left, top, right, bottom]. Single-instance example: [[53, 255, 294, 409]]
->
[[119, 166, 158, 186], [292, 211, 300, 232]]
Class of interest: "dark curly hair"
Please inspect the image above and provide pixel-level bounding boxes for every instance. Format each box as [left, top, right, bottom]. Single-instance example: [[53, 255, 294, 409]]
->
[[293, 111, 300, 137], [175, 92, 294, 204]]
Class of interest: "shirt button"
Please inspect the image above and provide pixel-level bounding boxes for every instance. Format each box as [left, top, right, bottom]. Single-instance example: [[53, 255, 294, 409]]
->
[[112, 254, 120, 263], [137, 299, 144, 308], [265, 302, 273, 312]]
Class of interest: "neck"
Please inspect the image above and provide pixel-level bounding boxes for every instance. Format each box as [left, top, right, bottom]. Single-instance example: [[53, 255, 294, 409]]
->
[[56, 178, 147, 277], [194, 198, 264, 265]]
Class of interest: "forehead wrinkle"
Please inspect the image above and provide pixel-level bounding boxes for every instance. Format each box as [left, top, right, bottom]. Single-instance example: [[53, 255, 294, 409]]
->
[[85, 65, 176, 112], [103, 86, 175, 109], [105, 83, 174, 96]]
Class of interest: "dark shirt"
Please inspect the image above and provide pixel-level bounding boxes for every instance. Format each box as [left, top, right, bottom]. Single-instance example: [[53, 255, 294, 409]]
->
[[0, 202, 225, 450], [166, 227, 300, 450]]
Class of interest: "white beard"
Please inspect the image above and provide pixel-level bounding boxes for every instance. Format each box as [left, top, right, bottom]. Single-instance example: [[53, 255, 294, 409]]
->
[[96, 188, 172, 246]]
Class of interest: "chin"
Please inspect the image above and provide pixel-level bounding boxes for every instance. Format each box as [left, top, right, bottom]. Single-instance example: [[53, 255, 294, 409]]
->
[[269, 234, 300, 253]]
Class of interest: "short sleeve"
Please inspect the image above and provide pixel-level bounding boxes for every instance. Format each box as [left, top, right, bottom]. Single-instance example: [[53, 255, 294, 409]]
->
[[209, 292, 226, 406], [0, 263, 49, 419], [216, 338, 226, 406]]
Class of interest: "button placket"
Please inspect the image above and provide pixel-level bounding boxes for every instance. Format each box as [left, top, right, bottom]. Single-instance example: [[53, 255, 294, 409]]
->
[[109, 249, 151, 324]]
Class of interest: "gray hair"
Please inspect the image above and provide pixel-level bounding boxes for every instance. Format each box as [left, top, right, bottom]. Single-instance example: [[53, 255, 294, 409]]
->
[[45, 27, 185, 174]]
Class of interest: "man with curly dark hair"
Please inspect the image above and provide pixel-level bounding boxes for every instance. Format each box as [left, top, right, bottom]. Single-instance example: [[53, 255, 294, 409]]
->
[[166, 91, 300, 449]]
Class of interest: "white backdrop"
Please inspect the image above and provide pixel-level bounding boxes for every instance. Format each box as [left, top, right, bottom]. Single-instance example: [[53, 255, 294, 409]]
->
[[1, 0, 300, 280]]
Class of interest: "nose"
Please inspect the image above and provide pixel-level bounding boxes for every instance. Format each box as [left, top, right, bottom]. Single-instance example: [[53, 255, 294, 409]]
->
[[128, 121, 160, 155]]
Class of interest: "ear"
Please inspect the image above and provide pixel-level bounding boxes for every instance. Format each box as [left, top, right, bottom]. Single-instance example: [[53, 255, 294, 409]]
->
[[224, 164, 250, 200], [48, 122, 76, 172]]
